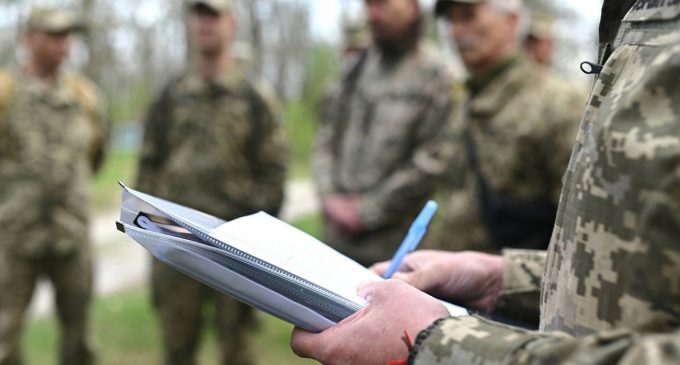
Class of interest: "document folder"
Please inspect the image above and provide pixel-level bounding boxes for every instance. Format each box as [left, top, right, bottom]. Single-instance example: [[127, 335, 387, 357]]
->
[[116, 183, 467, 332]]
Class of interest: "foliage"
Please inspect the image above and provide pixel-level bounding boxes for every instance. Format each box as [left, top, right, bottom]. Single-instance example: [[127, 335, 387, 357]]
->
[[285, 100, 317, 179], [285, 41, 338, 179], [300, 41, 338, 104], [109, 79, 153, 124]]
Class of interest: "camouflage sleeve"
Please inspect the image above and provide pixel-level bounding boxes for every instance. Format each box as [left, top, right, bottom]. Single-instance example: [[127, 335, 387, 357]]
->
[[135, 85, 171, 194], [493, 249, 546, 326], [410, 316, 680, 365], [311, 83, 341, 198], [357, 77, 462, 230], [241, 82, 288, 215]]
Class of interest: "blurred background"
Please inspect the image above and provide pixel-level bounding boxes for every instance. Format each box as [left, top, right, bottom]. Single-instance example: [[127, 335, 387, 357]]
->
[[0, 0, 602, 363]]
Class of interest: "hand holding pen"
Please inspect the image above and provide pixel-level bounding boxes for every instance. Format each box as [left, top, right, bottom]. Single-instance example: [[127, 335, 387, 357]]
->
[[383, 200, 438, 279]]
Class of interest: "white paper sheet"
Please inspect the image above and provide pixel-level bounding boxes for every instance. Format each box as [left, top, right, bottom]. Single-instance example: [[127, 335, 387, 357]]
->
[[211, 212, 469, 317], [212, 212, 380, 306]]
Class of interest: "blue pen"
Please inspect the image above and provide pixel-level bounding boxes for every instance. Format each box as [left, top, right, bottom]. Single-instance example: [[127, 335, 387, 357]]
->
[[383, 200, 438, 279]]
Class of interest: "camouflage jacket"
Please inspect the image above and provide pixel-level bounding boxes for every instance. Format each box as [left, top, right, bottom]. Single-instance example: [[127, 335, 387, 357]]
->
[[0, 69, 107, 258], [136, 68, 288, 221], [312, 42, 460, 265], [411, 2, 680, 364], [426, 55, 584, 253]]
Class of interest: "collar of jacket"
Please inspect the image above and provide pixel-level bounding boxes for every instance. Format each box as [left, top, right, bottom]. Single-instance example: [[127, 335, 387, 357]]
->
[[18, 67, 77, 107], [598, 0, 637, 62], [180, 65, 247, 97], [465, 55, 534, 118], [465, 54, 519, 97]]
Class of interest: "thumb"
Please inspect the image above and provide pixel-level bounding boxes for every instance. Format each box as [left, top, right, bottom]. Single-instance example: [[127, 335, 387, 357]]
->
[[290, 327, 319, 359]]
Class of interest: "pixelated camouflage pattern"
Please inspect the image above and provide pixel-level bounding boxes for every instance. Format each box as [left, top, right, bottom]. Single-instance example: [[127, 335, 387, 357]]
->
[[492, 249, 546, 326], [136, 69, 287, 219], [410, 1, 680, 364], [0, 69, 105, 365], [313, 43, 461, 265], [0, 69, 107, 258], [542, 4, 680, 337], [412, 315, 680, 365], [426, 56, 584, 253], [136, 67, 287, 365]]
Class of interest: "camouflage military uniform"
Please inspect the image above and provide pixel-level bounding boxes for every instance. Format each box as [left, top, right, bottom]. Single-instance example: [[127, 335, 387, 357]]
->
[[313, 42, 460, 266], [0, 69, 107, 365], [426, 55, 584, 252], [136, 68, 288, 365], [410, 1, 680, 363]]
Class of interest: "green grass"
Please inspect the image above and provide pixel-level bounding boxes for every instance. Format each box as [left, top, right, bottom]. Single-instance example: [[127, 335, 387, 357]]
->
[[90, 149, 138, 211], [23, 288, 317, 365], [289, 213, 323, 238], [23, 214, 322, 365], [284, 100, 318, 180]]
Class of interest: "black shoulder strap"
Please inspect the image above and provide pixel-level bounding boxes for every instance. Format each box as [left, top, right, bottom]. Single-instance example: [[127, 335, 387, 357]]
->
[[598, 0, 637, 64], [342, 49, 370, 88], [331, 49, 370, 154]]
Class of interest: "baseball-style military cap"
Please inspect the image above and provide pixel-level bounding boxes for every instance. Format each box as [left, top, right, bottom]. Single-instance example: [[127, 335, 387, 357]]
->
[[527, 11, 555, 39], [26, 7, 83, 33], [187, 0, 234, 13], [435, 0, 523, 17]]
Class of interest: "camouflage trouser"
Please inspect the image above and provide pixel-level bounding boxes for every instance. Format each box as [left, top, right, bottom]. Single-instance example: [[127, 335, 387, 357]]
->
[[0, 248, 95, 365], [151, 259, 256, 365]]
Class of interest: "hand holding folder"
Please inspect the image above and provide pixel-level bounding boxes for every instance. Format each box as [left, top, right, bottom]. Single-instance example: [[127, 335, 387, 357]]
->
[[116, 183, 467, 332]]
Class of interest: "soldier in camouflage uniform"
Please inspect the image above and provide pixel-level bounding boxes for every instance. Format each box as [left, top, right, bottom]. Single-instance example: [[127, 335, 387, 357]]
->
[[0, 7, 107, 365], [425, 0, 584, 253], [290, 0, 680, 364], [313, 0, 459, 266], [135, 1, 287, 364]]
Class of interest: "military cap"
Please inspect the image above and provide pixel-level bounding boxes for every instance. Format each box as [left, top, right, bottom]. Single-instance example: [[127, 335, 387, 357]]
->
[[26, 7, 83, 33], [435, 0, 523, 17], [527, 10, 555, 39], [187, 0, 234, 13]]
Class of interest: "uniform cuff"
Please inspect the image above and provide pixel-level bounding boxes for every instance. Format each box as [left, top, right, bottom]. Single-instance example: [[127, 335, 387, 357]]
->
[[409, 316, 540, 365], [500, 249, 546, 294]]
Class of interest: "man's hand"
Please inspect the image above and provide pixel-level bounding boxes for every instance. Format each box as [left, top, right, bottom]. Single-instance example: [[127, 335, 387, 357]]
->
[[371, 250, 504, 311], [291, 280, 450, 365], [323, 195, 362, 236]]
